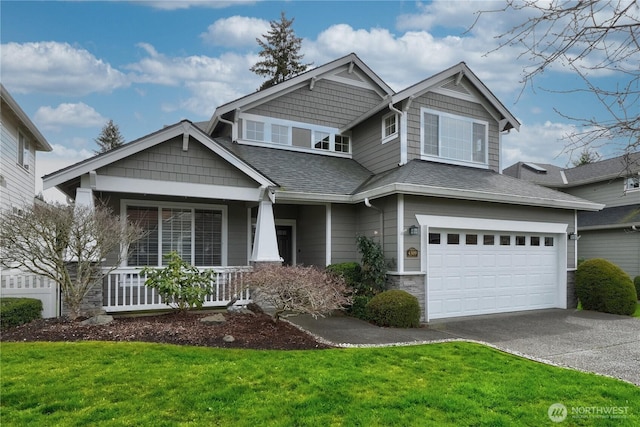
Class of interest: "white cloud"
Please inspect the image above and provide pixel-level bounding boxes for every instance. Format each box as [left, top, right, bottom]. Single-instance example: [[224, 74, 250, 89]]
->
[[200, 16, 269, 47], [1, 42, 129, 96], [34, 103, 106, 131], [141, 1, 256, 10]]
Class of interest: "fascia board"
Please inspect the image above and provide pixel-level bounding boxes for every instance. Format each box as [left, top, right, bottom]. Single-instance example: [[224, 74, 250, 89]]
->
[[273, 191, 353, 204], [353, 183, 604, 211], [1, 85, 52, 152], [579, 222, 640, 231]]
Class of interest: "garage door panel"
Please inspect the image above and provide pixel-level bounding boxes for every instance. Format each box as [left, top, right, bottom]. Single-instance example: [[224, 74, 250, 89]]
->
[[428, 228, 559, 320]]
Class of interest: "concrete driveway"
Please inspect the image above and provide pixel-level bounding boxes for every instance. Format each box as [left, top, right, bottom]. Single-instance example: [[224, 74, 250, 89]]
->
[[289, 309, 640, 386]]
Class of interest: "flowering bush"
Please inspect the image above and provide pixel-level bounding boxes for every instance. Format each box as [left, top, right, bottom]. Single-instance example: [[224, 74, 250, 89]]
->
[[245, 264, 352, 321]]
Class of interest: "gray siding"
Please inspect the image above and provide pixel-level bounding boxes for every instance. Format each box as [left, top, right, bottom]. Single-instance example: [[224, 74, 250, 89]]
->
[[98, 136, 257, 188], [351, 112, 401, 174], [404, 196, 576, 269], [405, 91, 500, 171], [0, 116, 37, 211], [564, 180, 635, 208], [330, 204, 358, 264], [578, 229, 640, 278], [247, 79, 382, 129], [354, 195, 398, 266]]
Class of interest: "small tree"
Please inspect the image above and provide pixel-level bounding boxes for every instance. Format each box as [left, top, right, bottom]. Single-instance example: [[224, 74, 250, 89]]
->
[[0, 202, 143, 319], [356, 235, 388, 295], [141, 252, 215, 312], [245, 264, 352, 322], [95, 119, 125, 154], [250, 11, 311, 90], [572, 148, 601, 167]]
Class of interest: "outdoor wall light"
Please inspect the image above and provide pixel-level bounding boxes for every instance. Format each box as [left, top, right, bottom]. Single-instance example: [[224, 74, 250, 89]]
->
[[408, 225, 420, 236], [568, 232, 581, 241]]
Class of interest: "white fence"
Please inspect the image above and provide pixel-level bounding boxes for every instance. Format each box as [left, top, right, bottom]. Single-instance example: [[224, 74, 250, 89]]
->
[[103, 266, 253, 313], [1, 272, 60, 318]]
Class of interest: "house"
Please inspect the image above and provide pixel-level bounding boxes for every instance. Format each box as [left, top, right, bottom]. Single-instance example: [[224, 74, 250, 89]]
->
[[505, 153, 640, 278], [1, 84, 52, 212], [1, 84, 58, 318], [43, 53, 602, 321]]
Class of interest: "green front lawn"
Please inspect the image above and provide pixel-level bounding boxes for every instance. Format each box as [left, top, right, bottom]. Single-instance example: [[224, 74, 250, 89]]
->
[[2, 342, 638, 426]]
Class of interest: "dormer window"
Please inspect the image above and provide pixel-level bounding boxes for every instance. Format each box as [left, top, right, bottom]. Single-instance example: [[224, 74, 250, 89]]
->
[[420, 108, 488, 166], [382, 112, 398, 143], [625, 176, 639, 192]]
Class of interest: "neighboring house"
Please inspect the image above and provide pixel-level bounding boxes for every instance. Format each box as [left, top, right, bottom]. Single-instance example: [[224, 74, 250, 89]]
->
[[1, 84, 52, 211], [1, 84, 58, 318], [505, 153, 640, 278], [43, 53, 602, 321]]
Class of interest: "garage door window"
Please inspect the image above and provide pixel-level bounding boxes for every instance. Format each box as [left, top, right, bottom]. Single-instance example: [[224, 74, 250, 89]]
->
[[429, 233, 441, 244], [447, 234, 460, 244], [500, 235, 511, 245], [483, 235, 495, 245], [531, 236, 540, 246], [466, 234, 478, 245], [516, 235, 526, 246], [545, 237, 555, 246]]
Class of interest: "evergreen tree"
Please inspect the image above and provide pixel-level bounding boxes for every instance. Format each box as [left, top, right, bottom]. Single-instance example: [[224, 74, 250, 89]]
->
[[572, 148, 601, 167], [250, 11, 310, 90], [95, 119, 125, 154]]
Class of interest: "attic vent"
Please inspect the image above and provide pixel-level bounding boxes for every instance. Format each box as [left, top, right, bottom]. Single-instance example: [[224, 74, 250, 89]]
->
[[523, 162, 547, 173]]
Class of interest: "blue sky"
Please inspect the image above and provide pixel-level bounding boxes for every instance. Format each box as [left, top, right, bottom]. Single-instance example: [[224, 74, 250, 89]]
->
[[1, 0, 625, 202]]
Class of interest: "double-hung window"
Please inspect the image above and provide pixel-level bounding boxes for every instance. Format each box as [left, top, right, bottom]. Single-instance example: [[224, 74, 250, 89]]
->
[[382, 112, 398, 143], [625, 176, 639, 192], [126, 203, 225, 267], [421, 108, 488, 166]]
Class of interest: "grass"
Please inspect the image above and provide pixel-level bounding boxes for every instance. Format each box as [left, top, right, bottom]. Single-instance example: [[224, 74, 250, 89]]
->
[[633, 302, 640, 318], [1, 342, 638, 426]]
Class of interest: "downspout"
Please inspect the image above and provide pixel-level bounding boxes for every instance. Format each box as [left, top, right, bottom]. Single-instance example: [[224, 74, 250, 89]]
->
[[364, 197, 384, 250], [389, 101, 409, 166], [218, 116, 238, 142]]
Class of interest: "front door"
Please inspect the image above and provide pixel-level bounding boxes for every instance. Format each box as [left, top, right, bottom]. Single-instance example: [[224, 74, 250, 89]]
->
[[276, 225, 293, 266]]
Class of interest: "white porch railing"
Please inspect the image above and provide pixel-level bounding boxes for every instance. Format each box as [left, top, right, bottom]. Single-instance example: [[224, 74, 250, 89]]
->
[[103, 266, 253, 313]]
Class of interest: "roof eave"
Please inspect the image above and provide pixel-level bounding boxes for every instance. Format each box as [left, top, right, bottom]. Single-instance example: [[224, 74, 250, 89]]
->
[[1, 84, 52, 152]]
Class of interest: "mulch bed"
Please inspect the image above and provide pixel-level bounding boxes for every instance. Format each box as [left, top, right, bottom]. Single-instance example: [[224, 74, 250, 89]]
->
[[0, 311, 333, 350]]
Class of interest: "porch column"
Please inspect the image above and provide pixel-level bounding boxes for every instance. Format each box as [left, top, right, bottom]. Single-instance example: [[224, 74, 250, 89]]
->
[[250, 199, 282, 263], [74, 187, 95, 211]]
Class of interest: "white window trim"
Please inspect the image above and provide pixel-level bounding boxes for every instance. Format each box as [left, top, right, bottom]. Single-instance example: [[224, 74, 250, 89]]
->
[[121, 199, 228, 267], [17, 130, 30, 171], [381, 112, 398, 144], [419, 107, 489, 168], [624, 175, 639, 192], [239, 112, 351, 154]]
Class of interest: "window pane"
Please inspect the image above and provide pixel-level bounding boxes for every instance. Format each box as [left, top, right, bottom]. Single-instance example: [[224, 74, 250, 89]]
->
[[515, 236, 526, 246], [429, 233, 441, 244], [440, 116, 472, 161], [246, 120, 264, 141], [500, 235, 511, 246], [127, 206, 159, 266], [194, 210, 222, 266], [314, 131, 330, 150], [162, 208, 192, 264], [335, 134, 350, 153], [384, 114, 396, 137], [472, 123, 486, 163], [531, 236, 540, 246], [271, 124, 288, 145], [447, 233, 460, 245], [483, 235, 495, 245], [545, 237, 554, 247], [466, 234, 478, 245], [423, 112, 439, 155]]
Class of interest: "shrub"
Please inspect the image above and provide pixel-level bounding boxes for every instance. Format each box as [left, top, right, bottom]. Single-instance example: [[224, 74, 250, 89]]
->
[[634, 276, 640, 301], [356, 235, 388, 295], [0, 298, 42, 329], [575, 258, 636, 316], [326, 262, 362, 289], [245, 264, 352, 321], [365, 290, 421, 328], [349, 294, 373, 320], [141, 251, 215, 312]]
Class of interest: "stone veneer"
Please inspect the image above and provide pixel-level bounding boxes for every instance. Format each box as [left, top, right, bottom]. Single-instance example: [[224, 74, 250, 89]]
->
[[566, 269, 577, 309], [386, 273, 427, 321], [61, 262, 105, 318]]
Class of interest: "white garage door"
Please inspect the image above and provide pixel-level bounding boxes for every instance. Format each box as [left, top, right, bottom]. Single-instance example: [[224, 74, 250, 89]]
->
[[427, 229, 560, 320]]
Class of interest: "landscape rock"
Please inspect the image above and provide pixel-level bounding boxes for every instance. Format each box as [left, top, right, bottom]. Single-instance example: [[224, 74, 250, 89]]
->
[[200, 313, 227, 325], [80, 314, 114, 326], [223, 334, 235, 342]]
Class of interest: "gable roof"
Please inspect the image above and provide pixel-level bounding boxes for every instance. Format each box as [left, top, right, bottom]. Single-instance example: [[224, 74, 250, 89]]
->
[[1, 84, 52, 152], [43, 120, 275, 191], [206, 53, 394, 134], [578, 204, 640, 230], [505, 152, 640, 188]]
